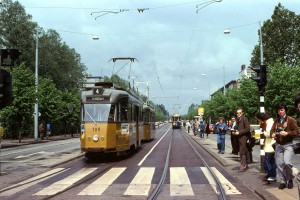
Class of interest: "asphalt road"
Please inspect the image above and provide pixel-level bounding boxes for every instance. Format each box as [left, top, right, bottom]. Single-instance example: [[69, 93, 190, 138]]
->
[[0, 124, 260, 200]]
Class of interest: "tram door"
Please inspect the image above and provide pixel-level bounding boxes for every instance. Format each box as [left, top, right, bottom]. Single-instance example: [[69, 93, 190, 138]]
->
[[117, 101, 129, 151]]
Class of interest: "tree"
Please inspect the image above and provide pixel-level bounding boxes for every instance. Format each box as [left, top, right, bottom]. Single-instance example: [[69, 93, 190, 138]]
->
[[251, 3, 300, 67], [265, 62, 300, 116], [0, 64, 35, 138], [0, 0, 87, 91]]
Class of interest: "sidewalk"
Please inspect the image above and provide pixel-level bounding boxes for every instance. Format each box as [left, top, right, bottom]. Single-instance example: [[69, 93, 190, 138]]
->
[[0, 133, 79, 149], [186, 131, 299, 200]]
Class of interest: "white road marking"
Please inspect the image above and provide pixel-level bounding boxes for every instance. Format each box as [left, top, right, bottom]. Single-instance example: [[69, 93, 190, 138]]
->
[[0, 168, 66, 196], [78, 167, 126, 195], [170, 167, 194, 196], [124, 167, 155, 196], [200, 167, 218, 193], [14, 151, 54, 159], [138, 126, 171, 166], [34, 167, 97, 195], [211, 167, 241, 195]]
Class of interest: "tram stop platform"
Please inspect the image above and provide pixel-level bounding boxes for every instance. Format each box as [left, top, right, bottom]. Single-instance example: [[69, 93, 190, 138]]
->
[[186, 130, 300, 200]]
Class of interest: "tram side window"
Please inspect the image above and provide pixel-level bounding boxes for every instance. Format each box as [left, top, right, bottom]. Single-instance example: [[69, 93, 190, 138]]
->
[[120, 102, 128, 122], [144, 111, 150, 124], [108, 105, 115, 122], [132, 105, 137, 122], [127, 104, 131, 121]]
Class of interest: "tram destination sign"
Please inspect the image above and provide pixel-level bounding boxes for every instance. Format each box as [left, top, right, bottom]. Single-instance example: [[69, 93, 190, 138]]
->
[[86, 95, 110, 102]]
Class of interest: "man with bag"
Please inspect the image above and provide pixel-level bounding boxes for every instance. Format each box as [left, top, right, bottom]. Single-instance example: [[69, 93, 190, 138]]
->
[[270, 102, 299, 189]]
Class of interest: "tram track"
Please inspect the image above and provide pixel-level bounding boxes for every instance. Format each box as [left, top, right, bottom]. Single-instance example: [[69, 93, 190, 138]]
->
[[181, 131, 228, 200], [148, 126, 228, 200]]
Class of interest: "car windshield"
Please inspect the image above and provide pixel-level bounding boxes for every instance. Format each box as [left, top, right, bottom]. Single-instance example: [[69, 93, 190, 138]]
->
[[84, 104, 111, 122], [250, 125, 260, 130]]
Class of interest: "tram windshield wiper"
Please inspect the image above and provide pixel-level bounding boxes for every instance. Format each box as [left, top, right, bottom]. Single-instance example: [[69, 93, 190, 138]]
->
[[85, 110, 96, 124]]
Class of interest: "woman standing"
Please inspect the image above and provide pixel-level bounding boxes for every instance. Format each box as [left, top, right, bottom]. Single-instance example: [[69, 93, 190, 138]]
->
[[256, 112, 276, 182]]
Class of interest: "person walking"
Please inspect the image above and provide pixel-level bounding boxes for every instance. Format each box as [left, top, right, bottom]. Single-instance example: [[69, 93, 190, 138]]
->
[[234, 108, 250, 172], [39, 121, 45, 140], [193, 119, 199, 136], [199, 121, 206, 138], [205, 121, 210, 138], [229, 116, 239, 155], [256, 112, 276, 182], [270, 102, 299, 189], [186, 120, 191, 133], [216, 117, 227, 154]]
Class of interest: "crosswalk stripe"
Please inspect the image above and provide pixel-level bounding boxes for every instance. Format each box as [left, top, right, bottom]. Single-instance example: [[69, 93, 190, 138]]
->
[[170, 167, 194, 196], [0, 168, 66, 196], [211, 167, 241, 195], [34, 167, 97, 196], [200, 167, 218, 193], [78, 167, 126, 195], [124, 167, 155, 196]]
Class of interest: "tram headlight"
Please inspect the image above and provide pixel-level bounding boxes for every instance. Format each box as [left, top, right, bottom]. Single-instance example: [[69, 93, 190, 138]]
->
[[93, 135, 99, 142]]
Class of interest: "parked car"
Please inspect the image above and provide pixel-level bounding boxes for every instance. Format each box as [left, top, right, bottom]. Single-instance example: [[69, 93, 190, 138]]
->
[[250, 124, 260, 144]]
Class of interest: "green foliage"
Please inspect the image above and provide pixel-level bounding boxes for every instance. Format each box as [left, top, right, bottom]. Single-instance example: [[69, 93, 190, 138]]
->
[[186, 62, 300, 123], [0, 64, 35, 138], [251, 3, 300, 67]]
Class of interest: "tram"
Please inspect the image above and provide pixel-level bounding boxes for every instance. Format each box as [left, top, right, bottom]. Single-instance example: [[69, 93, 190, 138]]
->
[[80, 81, 144, 158], [171, 113, 181, 129], [142, 104, 155, 141]]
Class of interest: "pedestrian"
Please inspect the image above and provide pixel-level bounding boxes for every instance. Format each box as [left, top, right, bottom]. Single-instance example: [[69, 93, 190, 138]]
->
[[234, 108, 251, 172], [179, 121, 182, 131], [270, 102, 299, 189], [199, 121, 206, 138], [39, 121, 45, 140], [46, 123, 51, 139], [229, 116, 239, 155], [193, 119, 199, 136], [256, 112, 276, 182], [216, 117, 227, 154], [186, 120, 191, 133], [205, 121, 210, 138]]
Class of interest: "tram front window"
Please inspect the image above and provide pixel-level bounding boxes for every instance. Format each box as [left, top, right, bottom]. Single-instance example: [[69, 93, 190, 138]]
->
[[84, 104, 111, 122]]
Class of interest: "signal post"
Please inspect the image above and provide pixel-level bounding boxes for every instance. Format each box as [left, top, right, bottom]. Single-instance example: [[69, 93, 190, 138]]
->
[[251, 64, 268, 172]]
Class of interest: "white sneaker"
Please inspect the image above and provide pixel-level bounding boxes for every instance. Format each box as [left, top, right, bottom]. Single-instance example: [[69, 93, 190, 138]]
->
[[267, 177, 276, 182]]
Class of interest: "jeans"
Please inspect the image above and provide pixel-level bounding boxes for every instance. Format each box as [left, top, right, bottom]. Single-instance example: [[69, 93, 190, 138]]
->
[[218, 134, 225, 153], [264, 152, 276, 178], [199, 131, 205, 138]]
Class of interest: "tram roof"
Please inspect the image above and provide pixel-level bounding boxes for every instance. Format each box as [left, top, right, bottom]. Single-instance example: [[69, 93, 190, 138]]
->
[[81, 82, 143, 105]]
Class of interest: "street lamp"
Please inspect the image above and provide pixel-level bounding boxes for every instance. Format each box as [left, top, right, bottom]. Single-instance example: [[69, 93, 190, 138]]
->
[[34, 30, 39, 142], [92, 35, 99, 40], [201, 73, 211, 100]]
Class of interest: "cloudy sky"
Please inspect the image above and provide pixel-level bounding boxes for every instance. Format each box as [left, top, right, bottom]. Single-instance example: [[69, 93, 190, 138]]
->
[[17, 0, 300, 114]]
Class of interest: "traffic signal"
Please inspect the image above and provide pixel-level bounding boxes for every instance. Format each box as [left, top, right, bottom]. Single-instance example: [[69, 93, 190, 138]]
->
[[0, 69, 12, 109], [250, 65, 268, 95], [0, 49, 21, 66]]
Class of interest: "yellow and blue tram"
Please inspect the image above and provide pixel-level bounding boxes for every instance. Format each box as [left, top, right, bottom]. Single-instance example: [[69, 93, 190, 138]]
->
[[171, 113, 181, 129], [80, 82, 144, 158], [142, 104, 155, 141]]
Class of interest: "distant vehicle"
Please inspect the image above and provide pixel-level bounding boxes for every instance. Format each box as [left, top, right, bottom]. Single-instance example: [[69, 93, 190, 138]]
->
[[171, 113, 181, 129], [250, 124, 260, 144], [209, 124, 214, 133]]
